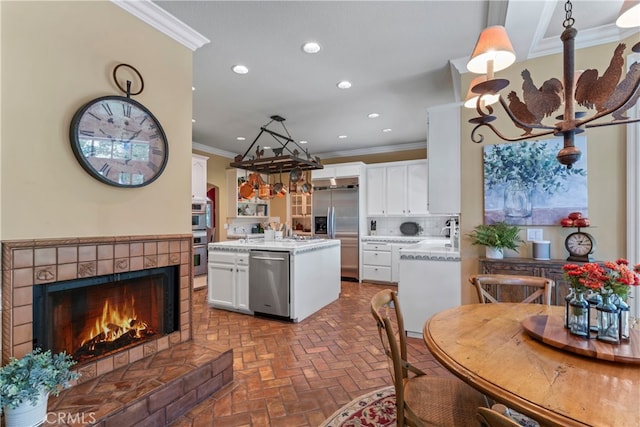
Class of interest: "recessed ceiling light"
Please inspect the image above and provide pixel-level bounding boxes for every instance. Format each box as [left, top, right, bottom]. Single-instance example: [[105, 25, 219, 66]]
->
[[236, 136, 246, 141], [368, 113, 380, 119], [302, 42, 321, 54], [299, 140, 308, 144], [192, 119, 196, 123], [232, 64, 249, 74], [192, 86, 195, 91], [338, 135, 348, 139], [263, 146, 272, 150], [382, 128, 392, 133], [337, 81, 352, 89]]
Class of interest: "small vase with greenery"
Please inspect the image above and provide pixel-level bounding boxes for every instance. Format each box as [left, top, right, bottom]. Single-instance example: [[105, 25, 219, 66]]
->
[[0, 348, 79, 423], [467, 222, 523, 258]]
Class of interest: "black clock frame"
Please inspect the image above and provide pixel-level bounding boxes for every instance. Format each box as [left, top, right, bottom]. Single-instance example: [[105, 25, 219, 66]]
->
[[69, 95, 169, 188]]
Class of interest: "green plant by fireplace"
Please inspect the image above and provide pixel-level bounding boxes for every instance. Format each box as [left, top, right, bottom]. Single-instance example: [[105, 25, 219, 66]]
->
[[0, 348, 79, 412]]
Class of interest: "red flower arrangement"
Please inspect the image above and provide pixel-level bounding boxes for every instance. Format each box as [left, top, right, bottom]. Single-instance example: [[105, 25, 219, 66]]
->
[[563, 259, 640, 299]]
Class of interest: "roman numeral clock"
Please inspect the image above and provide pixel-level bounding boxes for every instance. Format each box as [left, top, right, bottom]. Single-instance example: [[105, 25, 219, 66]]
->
[[69, 64, 168, 188]]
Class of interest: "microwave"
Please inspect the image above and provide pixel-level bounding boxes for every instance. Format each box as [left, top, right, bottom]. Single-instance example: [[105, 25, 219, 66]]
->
[[192, 213, 207, 230]]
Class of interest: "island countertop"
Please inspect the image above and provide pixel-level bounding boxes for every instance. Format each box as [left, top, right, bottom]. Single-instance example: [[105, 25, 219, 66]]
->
[[209, 238, 340, 254]]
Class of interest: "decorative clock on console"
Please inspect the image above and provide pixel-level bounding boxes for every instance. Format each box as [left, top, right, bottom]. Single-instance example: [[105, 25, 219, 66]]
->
[[69, 64, 168, 188], [565, 229, 596, 262]]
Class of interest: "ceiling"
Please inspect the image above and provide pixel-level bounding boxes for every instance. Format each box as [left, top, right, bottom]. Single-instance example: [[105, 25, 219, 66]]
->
[[152, 0, 632, 160]]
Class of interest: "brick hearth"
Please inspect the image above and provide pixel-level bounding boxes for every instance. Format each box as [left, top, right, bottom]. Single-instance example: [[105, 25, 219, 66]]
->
[[1, 234, 193, 382]]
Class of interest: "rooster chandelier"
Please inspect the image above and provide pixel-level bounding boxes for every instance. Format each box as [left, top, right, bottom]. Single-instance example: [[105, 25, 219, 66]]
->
[[466, 0, 640, 169]]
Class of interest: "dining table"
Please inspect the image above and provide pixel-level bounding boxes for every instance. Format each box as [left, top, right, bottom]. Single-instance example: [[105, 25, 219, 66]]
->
[[423, 303, 640, 427]]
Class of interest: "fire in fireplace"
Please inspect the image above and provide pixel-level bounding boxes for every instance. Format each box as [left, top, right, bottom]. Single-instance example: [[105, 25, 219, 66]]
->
[[33, 266, 179, 365]]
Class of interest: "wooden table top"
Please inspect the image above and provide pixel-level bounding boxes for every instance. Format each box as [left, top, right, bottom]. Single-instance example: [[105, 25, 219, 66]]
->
[[423, 303, 640, 427]]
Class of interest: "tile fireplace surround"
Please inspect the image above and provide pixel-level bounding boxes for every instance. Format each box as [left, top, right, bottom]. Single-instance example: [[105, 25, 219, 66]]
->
[[1, 234, 193, 382]]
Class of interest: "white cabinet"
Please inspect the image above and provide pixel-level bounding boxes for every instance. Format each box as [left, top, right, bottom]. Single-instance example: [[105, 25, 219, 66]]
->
[[290, 193, 312, 234], [427, 105, 460, 213], [226, 169, 269, 218], [192, 154, 208, 200], [311, 161, 365, 180], [207, 251, 251, 313], [365, 160, 428, 216], [362, 242, 392, 282], [407, 163, 429, 215], [391, 243, 412, 283], [366, 167, 386, 216]]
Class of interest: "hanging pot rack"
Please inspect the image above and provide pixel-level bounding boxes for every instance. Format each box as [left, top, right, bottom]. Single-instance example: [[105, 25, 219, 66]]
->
[[229, 115, 323, 174]]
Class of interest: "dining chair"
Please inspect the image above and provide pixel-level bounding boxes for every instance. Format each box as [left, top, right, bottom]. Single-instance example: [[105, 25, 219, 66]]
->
[[370, 289, 486, 426], [469, 274, 554, 305]]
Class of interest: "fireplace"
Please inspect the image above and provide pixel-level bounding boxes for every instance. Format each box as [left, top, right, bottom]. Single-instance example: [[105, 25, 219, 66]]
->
[[2, 234, 193, 384], [33, 266, 179, 365]]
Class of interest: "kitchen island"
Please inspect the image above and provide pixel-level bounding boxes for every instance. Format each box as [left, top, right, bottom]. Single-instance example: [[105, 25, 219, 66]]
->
[[207, 239, 341, 322]]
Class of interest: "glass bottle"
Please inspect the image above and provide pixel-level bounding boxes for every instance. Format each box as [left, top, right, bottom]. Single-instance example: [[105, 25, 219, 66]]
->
[[587, 291, 602, 333], [564, 287, 574, 329], [615, 295, 630, 342], [569, 290, 590, 338], [596, 293, 620, 344]]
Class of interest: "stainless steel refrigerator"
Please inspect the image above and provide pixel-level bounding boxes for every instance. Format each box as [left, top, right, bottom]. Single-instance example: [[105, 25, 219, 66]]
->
[[312, 177, 359, 281]]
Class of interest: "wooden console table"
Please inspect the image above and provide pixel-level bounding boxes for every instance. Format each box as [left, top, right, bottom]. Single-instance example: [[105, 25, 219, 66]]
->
[[479, 257, 579, 306]]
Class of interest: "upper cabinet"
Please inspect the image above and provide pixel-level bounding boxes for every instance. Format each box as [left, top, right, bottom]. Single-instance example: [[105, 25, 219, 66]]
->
[[427, 105, 460, 213], [311, 162, 365, 180], [365, 160, 428, 216], [192, 154, 209, 200]]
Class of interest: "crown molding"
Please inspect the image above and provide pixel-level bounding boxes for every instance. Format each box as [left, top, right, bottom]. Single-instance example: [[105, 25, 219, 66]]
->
[[316, 141, 426, 160], [111, 0, 209, 51], [192, 142, 237, 159]]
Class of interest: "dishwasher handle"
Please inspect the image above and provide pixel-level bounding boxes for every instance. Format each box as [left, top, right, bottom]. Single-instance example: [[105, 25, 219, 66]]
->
[[251, 256, 287, 261]]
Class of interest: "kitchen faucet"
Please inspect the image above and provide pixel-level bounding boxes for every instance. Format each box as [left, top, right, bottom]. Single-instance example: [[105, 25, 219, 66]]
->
[[441, 219, 459, 249]]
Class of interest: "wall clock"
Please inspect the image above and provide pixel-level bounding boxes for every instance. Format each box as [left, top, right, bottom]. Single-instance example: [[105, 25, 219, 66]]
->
[[565, 230, 596, 262], [69, 64, 168, 188]]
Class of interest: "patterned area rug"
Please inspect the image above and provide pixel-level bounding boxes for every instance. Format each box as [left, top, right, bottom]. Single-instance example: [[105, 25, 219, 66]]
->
[[320, 386, 396, 427]]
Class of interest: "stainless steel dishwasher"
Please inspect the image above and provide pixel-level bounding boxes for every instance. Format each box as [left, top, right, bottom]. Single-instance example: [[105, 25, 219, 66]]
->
[[249, 250, 290, 317]]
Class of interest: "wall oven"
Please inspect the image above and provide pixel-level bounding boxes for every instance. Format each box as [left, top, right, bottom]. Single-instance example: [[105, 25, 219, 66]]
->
[[193, 230, 207, 276]]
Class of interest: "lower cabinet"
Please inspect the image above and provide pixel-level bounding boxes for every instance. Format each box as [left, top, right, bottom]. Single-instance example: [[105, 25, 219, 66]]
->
[[208, 251, 251, 313], [391, 243, 412, 283], [479, 257, 573, 306], [362, 242, 392, 282]]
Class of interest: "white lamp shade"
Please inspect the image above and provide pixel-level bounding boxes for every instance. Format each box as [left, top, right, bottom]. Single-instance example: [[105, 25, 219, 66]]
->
[[616, 0, 640, 28], [464, 75, 500, 109], [467, 25, 516, 75]]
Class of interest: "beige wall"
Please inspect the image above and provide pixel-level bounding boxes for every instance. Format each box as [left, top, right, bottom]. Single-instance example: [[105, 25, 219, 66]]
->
[[1, 1, 193, 240], [460, 38, 633, 304]]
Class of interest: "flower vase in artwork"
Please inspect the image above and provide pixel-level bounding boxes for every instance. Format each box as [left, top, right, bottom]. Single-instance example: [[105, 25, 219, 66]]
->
[[596, 294, 620, 344], [503, 182, 532, 218], [569, 291, 590, 338]]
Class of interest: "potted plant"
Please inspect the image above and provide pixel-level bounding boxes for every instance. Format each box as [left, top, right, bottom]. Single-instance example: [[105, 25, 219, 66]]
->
[[467, 222, 523, 259], [0, 348, 80, 427]]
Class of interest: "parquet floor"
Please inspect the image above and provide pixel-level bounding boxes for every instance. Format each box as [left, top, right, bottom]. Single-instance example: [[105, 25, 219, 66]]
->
[[170, 279, 451, 426]]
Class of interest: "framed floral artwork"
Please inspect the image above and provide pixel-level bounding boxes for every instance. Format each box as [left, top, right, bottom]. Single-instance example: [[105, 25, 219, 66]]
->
[[483, 136, 588, 225]]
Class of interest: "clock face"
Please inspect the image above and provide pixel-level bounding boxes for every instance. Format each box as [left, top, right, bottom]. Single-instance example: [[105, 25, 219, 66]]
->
[[565, 232, 594, 256], [70, 95, 168, 187]]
